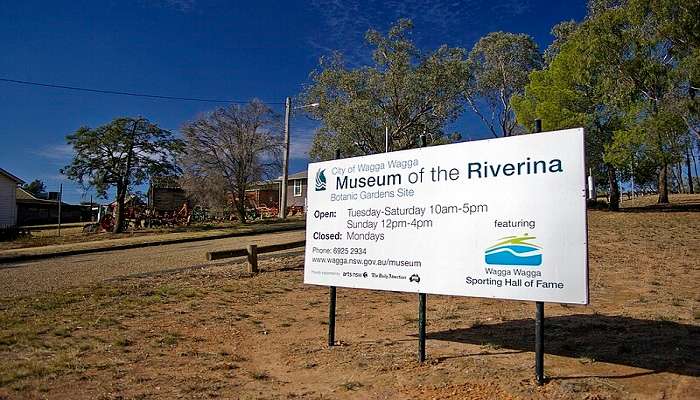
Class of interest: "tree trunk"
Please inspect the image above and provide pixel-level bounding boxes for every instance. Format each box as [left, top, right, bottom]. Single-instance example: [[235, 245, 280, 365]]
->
[[670, 163, 682, 194], [114, 119, 138, 233], [235, 190, 247, 224], [607, 165, 620, 211], [113, 184, 126, 233], [686, 147, 694, 194], [658, 163, 669, 204], [694, 143, 699, 189]]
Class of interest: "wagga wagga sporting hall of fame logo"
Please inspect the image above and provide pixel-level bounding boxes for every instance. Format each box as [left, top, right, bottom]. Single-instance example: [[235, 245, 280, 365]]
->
[[485, 235, 542, 266], [315, 169, 327, 191]]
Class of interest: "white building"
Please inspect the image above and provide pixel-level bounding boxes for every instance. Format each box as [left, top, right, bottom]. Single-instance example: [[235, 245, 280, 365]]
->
[[0, 168, 24, 227]]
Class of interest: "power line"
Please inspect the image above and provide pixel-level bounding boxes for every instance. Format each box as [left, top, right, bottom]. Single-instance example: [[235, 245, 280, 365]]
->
[[0, 77, 285, 105]]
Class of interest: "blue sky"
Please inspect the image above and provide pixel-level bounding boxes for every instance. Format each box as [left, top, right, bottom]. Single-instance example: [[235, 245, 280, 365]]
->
[[0, 0, 587, 203]]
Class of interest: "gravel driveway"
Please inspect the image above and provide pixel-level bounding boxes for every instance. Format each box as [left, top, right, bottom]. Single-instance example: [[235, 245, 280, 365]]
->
[[0, 229, 305, 297]]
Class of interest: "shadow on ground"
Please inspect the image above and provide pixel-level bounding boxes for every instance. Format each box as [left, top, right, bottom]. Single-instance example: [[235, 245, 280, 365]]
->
[[620, 203, 700, 212], [427, 314, 700, 377]]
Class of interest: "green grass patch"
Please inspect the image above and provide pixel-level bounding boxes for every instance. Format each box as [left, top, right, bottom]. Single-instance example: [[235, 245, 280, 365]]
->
[[53, 326, 72, 338], [30, 292, 82, 311], [158, 332, 183, 347]]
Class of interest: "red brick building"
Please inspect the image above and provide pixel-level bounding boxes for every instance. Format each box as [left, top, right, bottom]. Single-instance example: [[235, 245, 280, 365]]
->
[[245, 170, 308, 210]]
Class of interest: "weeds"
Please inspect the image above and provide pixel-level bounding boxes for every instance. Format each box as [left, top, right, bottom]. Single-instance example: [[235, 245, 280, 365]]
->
[[341, 381, 363, 391], [229, 354, 248, 363], [440, 305, 461, 320], [250, 370, 270, 380], [578, 355, 596, 364], [402, 313, 418, 324], [656, 314, 676, 322], [53, 327, 71, 338], [30, 293, 81, 311], [481, 342, 502, 351], [158, 333, 183, 346], [113, 337, 133, 347]]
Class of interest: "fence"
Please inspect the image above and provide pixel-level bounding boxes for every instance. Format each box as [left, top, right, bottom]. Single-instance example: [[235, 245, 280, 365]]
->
[[0, 225, 28, 241]]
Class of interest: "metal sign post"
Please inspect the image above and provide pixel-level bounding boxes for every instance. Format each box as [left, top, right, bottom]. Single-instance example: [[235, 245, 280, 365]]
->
[[328, 286, 336, 346], [328, 148, 341, 347], [535, 301, 545, 384], [417, 134, 427, 362], [533, 119, 546, 385], [418, 292, 426, 362]]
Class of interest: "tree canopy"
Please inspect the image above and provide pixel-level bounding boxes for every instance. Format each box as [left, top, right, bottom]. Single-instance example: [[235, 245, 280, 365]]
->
[[180, 100, 283, 223], [21, 179, 47, 198], [464, 31, 543, 137], [301, 19, 467, 160], [512, 0, 699, 205], [62, 117, 183, 232]]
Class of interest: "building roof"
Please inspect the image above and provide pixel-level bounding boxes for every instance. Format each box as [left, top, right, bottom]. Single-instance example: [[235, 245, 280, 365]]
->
[[0, 167, 24, 184], [276, 170, 307, 181], [16, 187, 57, 205]]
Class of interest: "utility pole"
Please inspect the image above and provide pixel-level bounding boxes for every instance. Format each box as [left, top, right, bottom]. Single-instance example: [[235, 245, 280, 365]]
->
[[57, 183, 63, 236], [279, 96, 291, 219]]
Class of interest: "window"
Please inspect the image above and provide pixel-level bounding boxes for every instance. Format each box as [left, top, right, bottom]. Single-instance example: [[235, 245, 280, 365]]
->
[[293, 180, 302, 197]]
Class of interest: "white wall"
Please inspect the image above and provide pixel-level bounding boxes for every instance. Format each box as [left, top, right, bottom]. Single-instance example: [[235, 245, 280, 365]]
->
[[0, 175, 18, 226]]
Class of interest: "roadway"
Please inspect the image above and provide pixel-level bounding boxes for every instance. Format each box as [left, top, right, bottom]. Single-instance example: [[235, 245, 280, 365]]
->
[[0, 229, 306, 297]]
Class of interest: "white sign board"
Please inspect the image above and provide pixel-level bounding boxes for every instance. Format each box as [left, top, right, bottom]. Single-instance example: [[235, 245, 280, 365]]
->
[[304, 128, 588, 304]]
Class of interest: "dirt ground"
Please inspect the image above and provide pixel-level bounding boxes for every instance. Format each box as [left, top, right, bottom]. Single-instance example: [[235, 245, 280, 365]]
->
[[0, 205, 698, 399]]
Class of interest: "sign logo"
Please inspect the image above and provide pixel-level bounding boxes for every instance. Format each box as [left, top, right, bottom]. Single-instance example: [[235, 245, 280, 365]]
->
[[485, 235, 542, 266], [315, 169, 327, 191]]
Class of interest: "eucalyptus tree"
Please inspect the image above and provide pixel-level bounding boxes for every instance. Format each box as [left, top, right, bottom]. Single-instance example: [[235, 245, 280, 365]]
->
[[62, 117, 184, 232], [513, 0, 699, 205], [543, 20, 578, 66], [593, 0, 699, 203], [511, 19, 626, 210], [301, 19, 467, 160], [464, 31, 543, 137]]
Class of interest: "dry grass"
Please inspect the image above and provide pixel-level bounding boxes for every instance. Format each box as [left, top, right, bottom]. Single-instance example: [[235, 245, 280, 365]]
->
[[620, 193, 700, 208], [0, 198, 698, 399]]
